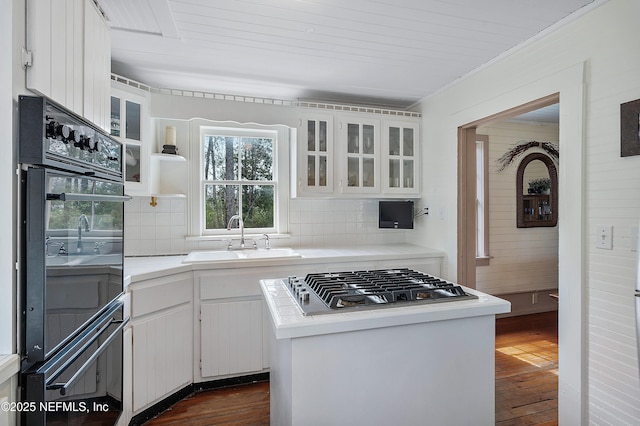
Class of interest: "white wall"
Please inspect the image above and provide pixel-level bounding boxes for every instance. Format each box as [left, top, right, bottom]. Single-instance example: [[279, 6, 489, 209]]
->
[[476, 121, 559, 296], [414, 0, 640, 424], [123, 93, 414, 255], [124, 195, 409, 256]]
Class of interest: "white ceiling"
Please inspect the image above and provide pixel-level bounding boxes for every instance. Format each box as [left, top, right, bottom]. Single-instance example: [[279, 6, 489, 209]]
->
[[98, 0, 595, 110]]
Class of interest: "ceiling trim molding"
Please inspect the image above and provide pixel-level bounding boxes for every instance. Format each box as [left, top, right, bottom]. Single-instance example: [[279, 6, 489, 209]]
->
[[111, 74, 421, 117]]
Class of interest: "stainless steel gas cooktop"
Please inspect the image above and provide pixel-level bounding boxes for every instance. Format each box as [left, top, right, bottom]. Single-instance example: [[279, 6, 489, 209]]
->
[[285, 268, 477, 315]]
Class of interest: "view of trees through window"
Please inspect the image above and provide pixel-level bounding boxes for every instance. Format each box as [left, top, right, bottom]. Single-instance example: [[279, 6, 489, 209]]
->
[[203, 134, 275, 230]]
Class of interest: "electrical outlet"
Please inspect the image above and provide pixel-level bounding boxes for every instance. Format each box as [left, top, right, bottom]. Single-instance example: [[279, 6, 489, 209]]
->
[[596, 225, 613, 250]]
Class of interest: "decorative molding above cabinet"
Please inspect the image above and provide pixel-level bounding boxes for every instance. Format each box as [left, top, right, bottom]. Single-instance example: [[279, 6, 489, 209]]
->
[[293, 110, 420, 198], [26, 0, 110, 130]]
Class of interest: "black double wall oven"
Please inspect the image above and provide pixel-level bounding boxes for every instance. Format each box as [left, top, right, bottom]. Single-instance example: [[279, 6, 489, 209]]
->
[[19, 95, 129, 425]]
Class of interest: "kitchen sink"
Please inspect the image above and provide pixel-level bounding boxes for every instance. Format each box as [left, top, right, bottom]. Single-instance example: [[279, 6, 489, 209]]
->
[[182, 251, 242, 262], [242, 248, 300, 259], [183, 248, 301, 263]]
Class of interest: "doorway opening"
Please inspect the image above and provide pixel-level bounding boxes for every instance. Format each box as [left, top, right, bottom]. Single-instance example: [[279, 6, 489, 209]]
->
[[457, 93, 560, 423]]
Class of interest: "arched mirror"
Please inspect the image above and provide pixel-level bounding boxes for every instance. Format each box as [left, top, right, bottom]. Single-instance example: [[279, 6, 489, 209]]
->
[[516, 153, 558, 228]]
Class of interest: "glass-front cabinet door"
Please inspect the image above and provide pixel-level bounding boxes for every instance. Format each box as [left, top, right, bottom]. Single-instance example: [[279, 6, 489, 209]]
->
[[111, 84, 150, 195], [297, 115, 333, 195], [340, 116, 380, 194], [382, 120, 419, 195]]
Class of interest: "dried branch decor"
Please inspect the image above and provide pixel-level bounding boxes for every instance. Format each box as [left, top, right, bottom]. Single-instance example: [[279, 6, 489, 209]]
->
[[496, 140, 559, 172]]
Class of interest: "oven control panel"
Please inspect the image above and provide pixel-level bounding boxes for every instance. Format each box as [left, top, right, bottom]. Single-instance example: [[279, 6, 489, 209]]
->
[[19, 95, 123, 181]]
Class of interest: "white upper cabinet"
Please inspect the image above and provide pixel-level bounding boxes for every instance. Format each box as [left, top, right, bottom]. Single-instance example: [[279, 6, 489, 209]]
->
[[293, 109, 420, 198], [338, 115, 381, 194], [111, 83, 151, 195], [382, 120, 420, 195], [26, 0, 110, 130], [294, 114, 334, 196]]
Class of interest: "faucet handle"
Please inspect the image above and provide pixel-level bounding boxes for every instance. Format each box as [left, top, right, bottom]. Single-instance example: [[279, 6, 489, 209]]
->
[[224, 239, 233, 250], [263, 233, 270, 249]]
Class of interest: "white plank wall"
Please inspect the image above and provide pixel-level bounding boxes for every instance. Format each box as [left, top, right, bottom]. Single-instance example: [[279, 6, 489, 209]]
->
[[418, 1, 640, 423], [475, 121, 559, 295]]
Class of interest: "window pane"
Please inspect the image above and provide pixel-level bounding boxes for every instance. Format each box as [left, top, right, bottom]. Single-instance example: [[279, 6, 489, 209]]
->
[[307, 120, 315, 152], [307, 155, 315, 186], [319, 121, 327, 152], [204, 184, 239, 230], [125, 101, 140, 141], [363, 125, 374, 154], [389, 127, 400, 155], [203, 136, 239, 180], [241, 137, 273, 181], [403, 128, 414, 156], [242, 184, 274, 228], [348, 124, 359, 153], [110, 97, 120, 137]]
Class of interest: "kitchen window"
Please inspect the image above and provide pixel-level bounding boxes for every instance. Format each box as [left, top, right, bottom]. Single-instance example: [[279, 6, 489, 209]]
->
[[476, 135, 490, 265], [189, 121, 290, 238]]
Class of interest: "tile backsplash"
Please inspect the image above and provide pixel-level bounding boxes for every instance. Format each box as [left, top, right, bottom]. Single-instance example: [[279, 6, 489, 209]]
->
[[125, 196, 410, 256]]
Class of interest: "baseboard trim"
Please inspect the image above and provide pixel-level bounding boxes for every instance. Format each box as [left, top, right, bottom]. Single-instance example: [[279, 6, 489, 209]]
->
[[129, 372, 269, 426]]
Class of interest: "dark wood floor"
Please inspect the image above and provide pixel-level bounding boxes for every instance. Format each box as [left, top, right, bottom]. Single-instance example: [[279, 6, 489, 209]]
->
[[144, 311, 558, 426]]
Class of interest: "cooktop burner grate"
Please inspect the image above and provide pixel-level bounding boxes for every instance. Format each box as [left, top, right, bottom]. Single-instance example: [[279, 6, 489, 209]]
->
[[285, 268, 478, 315]]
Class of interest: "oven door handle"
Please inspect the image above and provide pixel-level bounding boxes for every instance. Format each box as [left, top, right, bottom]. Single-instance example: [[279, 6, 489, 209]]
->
[[46, 317, 129, 395], [46, 192, 132, 202]]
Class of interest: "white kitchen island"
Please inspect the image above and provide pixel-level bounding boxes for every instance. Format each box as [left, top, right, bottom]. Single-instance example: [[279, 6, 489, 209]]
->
[[260, 277, 510, 426]]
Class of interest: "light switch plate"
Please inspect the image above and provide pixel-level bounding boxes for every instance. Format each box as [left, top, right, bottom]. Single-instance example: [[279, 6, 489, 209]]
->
[[596, 225, 613, 250]]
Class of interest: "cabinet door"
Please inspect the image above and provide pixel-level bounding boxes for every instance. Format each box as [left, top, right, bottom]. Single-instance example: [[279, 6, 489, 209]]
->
[[296, 115, 334, 195], [200, 300, 263, 378], [111, 85, 150, 195], [132, 305, 192, 412], [339, 116, 380, 194], [83, 0, 111, 131], [26, 0, 109, 127], [382, 120, 420, 195]]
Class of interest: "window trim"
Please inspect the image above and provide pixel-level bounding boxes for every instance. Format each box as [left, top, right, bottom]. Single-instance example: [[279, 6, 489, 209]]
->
[[476, 134, 490, 266], [188, 120, 291, 239]]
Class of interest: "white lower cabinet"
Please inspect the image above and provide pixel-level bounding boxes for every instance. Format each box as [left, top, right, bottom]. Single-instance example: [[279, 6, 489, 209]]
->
[[200, 300, 264, 377], [129, 273, 193, 414], [124, 252, 443, 416], [195, 265, 310, 382]]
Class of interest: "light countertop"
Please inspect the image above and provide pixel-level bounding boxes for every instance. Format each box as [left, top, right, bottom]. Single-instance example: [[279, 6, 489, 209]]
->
[[125, 243, 445, 282], [260, 278, 511, 339]]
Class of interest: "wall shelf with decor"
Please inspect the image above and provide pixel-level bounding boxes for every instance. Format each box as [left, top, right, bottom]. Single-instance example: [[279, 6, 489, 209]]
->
[[149, 153, 188, 198]]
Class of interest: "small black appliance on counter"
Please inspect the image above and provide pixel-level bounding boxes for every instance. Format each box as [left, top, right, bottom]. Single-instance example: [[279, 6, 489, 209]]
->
[[379, 200, 414, 229]]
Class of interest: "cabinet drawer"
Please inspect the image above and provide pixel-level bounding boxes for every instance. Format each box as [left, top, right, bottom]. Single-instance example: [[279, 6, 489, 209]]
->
[[130, 273, 192, 318]]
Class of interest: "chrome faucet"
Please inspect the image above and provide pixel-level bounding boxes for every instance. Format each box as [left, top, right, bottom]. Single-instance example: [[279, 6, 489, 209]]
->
[[227, 214, 245, 249], [77, 214, 90, 253]]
